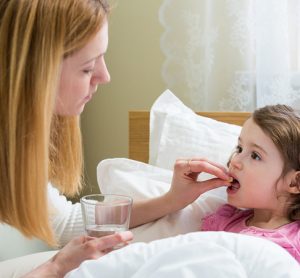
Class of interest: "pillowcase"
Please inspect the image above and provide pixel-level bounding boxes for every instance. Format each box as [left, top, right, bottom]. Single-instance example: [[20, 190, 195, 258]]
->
[[149, 90, 242, 170], [97, 158, 226, 243]]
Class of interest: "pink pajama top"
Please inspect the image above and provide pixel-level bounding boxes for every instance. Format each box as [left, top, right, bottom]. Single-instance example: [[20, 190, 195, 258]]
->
[[201, 204, 300, 263]]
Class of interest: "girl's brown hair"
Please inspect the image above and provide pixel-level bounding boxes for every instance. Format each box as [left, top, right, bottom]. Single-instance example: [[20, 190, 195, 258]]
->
[[252, 104, 300, 221], [0, 0, 109, 246]]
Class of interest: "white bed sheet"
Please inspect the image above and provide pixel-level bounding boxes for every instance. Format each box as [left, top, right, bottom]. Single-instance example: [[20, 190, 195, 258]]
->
[[66, 232, 300, 278]]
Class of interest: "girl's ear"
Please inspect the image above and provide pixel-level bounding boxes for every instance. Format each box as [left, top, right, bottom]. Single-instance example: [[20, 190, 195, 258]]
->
[[288, 171, 300, 194]]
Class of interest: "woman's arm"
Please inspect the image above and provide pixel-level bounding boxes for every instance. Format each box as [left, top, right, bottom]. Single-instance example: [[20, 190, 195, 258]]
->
[[130, 158, 232, 228]]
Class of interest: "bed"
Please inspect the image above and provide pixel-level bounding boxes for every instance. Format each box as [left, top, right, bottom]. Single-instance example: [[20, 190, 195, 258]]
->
[[66, 90, 300, 277], [2, 90, 299, 278]]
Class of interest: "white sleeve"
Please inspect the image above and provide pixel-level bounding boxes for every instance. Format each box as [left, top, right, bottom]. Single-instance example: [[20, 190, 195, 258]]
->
[[47, 183, 85, 246]]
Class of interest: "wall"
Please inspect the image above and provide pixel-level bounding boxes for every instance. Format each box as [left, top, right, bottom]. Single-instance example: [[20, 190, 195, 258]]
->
[[80, 0, 165, 196]]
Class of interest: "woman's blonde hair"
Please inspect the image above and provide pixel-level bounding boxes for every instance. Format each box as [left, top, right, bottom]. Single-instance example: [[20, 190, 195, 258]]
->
[[0, 0, 109, 246]]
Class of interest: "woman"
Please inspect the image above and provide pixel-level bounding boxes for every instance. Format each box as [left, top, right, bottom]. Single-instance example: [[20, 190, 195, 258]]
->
[[0, 1, 133, 276], [0, 0, 231, 276]]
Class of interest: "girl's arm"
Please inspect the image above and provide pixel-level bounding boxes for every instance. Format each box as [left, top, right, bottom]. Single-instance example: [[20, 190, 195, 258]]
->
[[130, 158, 232, 228]]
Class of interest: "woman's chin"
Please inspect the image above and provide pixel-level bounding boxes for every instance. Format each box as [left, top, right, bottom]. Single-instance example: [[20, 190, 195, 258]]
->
[[56, 105, 85, 116], [76, 106, 85, 115]]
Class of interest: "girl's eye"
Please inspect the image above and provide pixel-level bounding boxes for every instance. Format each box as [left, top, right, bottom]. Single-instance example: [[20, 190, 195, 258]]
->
[[251, 152, 261, 161], [236, 145, 242, 153]]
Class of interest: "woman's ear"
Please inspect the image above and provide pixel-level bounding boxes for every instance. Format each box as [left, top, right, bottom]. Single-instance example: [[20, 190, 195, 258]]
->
[[288, 171, 300, 194]]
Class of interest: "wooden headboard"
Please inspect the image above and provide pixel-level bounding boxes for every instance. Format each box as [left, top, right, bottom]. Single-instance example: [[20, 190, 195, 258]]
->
[[129, 111, 251, 163]]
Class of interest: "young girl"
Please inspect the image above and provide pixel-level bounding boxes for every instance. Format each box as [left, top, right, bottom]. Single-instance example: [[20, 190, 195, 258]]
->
[[189, 104, 300, 262]]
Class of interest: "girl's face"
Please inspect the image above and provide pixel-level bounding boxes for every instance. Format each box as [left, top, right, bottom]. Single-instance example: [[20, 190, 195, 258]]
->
[[55, 21, 110, 116], [228, 118, 293, 211]]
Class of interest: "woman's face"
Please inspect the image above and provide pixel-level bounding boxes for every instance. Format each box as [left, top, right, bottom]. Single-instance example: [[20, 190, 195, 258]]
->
[[55, 21, 110, 116]]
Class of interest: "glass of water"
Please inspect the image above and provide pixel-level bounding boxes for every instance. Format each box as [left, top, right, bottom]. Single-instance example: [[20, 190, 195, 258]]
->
[[80, 194, 132, 238]]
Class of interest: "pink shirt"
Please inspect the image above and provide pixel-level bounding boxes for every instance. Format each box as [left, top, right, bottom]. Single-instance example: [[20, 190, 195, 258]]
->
[[201, 204, 300, 263]]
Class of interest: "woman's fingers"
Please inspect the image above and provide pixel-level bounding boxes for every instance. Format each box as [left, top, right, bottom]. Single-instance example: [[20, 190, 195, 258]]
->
[[175, 158, 231, 181], [95, 231, 133, 250], [191, 158, 228, 172], [189, 160, 230, 180], [196, 178, 232, 192]]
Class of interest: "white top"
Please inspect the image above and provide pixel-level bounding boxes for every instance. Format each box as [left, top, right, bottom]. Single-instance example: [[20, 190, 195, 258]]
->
[[48, 183, 85, 246], [0, 183, 84, 261]]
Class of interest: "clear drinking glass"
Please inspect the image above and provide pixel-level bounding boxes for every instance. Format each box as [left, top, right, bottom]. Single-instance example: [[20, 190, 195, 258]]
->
[[80, 194, 132, 238]]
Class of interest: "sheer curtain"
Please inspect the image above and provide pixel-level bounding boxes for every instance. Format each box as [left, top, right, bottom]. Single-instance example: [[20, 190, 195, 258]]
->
[[159, 0, 300, 111]]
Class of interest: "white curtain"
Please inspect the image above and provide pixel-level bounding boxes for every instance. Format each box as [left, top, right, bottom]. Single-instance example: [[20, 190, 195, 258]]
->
[[159, 0, 300, 111]]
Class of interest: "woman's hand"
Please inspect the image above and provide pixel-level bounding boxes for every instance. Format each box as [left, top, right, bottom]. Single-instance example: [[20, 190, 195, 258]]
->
[[166, 158, 232, 210], [23, 231, 133, 278], [130, 158, 232, 228]]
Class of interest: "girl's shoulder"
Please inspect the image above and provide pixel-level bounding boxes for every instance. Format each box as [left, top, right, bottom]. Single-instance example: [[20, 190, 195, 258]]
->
[[280, 220, 300, 238]]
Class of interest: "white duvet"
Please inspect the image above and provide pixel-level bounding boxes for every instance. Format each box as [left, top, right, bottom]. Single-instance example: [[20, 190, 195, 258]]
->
[[66, 232, 300, 278]]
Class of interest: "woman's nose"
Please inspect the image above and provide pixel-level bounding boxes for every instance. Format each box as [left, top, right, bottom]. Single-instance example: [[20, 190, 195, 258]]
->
[[91, 59, 110, 86]]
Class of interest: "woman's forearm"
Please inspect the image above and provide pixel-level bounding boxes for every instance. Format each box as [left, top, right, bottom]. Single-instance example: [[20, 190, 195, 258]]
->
[[129, 193, 181, 228], [129, 159, 232, 228]]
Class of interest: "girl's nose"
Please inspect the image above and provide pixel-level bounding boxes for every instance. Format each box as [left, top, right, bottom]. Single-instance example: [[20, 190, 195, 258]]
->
[[229, 154, 243, 170]]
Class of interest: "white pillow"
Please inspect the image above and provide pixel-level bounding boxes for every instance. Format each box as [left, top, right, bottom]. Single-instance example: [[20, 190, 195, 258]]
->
[[149, 90, 242, 169], [97, 158, 226, 243]]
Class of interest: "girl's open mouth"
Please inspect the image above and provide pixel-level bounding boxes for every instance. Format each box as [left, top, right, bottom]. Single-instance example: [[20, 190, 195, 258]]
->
[[227, 178, 240, 193]]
